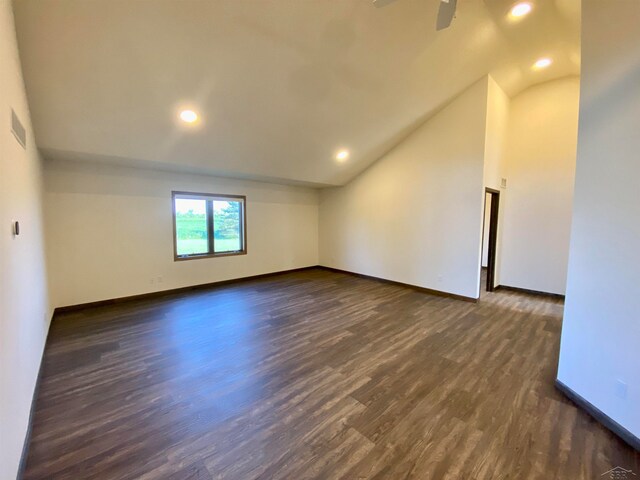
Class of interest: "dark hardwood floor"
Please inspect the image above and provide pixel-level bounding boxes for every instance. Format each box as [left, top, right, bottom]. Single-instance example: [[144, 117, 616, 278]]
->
[[23, 268, 638, 479]]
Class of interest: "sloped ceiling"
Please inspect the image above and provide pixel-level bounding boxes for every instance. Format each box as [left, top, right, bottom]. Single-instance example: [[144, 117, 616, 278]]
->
[[13, 0, 579, 186]]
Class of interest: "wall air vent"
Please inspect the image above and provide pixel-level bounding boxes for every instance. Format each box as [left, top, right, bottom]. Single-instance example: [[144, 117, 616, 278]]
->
[[11, 109, 26, 149]]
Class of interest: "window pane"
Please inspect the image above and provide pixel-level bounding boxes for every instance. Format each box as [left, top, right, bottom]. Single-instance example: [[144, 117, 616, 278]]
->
[[175, 198, 209, 256], [213, 200, 242, 253]]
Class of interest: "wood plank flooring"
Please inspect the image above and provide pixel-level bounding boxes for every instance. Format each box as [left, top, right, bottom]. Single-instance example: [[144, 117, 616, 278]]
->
[[23, 268, 639, 479]]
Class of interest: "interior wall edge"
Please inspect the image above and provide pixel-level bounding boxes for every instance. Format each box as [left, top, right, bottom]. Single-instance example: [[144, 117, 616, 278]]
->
[[317, 265, 478, 303], [555, 379, 640, 452], [1, 1, 52, 478], [52, 266, 321, 312]]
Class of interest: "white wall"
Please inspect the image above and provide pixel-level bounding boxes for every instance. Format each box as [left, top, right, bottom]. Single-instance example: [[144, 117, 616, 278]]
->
[[319, 77, 488, 300], [557, 0, 640, 439], [44, 159, 319, 308], [483, 77, 509, 191], [499, 77, 580, 295], [483, 77, 509, 286], [0, 1, 51, 478]]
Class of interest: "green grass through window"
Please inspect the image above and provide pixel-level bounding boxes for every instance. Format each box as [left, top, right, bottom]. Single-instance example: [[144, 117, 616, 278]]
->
[[175, 212, 241, 256]]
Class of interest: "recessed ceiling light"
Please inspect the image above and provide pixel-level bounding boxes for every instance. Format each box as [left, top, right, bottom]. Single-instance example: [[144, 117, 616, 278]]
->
[[532, 57, 552, 70], [179, 110, 198, 123], [509, 2, 532, 18], [336, 150, 350, 162]]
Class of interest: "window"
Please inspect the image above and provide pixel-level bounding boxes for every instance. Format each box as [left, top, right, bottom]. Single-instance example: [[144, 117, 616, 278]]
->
[[172, 191, 246, 260]]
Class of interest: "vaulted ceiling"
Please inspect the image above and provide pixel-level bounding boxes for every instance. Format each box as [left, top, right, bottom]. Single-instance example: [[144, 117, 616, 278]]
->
[[14, 0, 579, 186]]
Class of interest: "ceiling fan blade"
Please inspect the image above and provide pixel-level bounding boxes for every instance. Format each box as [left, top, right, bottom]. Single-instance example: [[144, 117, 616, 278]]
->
[[436, 0, 457, 30], [373, 0, 399, 8]]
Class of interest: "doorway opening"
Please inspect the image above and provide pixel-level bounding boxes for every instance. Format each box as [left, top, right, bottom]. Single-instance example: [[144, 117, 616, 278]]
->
[[481, 188, 500, 293]]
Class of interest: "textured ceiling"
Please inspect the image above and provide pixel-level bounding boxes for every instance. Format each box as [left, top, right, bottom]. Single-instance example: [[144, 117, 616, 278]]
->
[[14, 0, 580, 186]]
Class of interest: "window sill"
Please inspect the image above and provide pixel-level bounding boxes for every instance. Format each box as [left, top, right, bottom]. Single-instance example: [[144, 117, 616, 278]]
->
[[174, 251, 247, 262]]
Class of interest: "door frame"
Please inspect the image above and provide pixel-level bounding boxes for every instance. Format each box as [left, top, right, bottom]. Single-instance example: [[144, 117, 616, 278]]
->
[[484, 188, 500, 292]]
